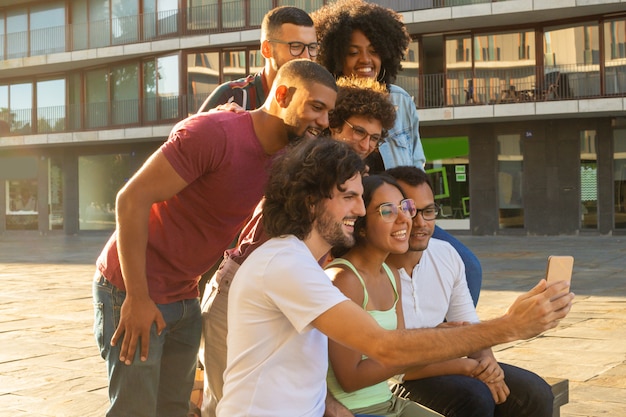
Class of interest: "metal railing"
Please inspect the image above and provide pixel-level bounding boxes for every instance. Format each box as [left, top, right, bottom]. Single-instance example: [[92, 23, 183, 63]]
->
[[0, 63, 624, 138], [0, 0, 515, 61], [398, 63, 626, 108]]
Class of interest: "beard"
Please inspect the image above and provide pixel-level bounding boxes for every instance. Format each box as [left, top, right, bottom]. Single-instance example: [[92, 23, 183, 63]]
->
[[315, 209, 355, 249]]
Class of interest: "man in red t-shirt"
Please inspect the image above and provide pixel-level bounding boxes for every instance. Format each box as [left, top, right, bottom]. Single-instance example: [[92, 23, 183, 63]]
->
[[92, 59, 337, 417]]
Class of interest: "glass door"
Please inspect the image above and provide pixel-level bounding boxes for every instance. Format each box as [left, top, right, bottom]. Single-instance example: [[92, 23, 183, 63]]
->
[[580, 130, 598, 229]]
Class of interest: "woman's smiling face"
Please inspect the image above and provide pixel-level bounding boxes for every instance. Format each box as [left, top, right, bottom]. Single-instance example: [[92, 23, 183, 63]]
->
[[341, 29, 381, 80]]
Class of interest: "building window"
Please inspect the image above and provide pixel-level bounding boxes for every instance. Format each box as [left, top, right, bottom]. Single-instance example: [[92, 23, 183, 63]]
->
[[544, 23, 599, 98], [30, 2, 65, 55], [111, 63, 140, 125], [580, 130, 598, 229], [37, 79, 66, 133], [78, 154, 130, 231], [86, 69, 110, 128], [188, 52, 220, 113], [6, 179, 38, 230], [604, 18, 626, 95]]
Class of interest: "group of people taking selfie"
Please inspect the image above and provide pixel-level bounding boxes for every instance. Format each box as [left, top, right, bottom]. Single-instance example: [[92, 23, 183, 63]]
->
[[92, 2, 574, 417]]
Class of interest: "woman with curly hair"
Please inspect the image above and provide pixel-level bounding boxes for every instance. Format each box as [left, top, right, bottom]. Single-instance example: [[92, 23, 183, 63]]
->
[[325, 174, 442, 417], [312, 0, 484, 310], [312, 0, 422, 173], [330, 76, 396, 161]]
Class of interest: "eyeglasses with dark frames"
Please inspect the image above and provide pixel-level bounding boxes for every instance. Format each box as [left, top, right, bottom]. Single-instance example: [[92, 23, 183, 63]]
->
[[267, 39, 319, 57], [413, 204, 439, 221], [376, 199, 417, 223], [344, 119, 385, 149]]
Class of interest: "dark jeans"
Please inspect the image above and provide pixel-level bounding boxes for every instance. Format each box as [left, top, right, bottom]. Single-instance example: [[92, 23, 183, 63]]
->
[[93, 275, 202, 417], [433, 225, 482, 306], [396, 363, 554, 417]]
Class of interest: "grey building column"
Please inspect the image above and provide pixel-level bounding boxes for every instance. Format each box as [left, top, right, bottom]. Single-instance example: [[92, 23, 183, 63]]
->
[[468, 124, 498, 235]]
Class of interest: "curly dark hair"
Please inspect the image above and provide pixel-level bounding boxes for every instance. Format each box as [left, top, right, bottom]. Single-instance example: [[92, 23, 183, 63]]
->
[[329, 76, 396, 135], [263, 136, 366, 240], [331, 173, 406, 258], [311, 0, 411, 85]]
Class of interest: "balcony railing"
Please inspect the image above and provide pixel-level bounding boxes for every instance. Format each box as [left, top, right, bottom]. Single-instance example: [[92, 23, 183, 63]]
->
[[0, 63, 624, 139], [0, 0, 513, 61], [399, 63, 626, 108]]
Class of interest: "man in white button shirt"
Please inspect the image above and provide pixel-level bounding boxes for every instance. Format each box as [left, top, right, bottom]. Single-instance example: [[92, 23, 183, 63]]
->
[[385, 166, 554, 417]]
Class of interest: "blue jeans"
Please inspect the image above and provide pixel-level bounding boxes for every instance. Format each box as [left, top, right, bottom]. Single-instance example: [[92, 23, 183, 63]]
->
[[432, 225, 482, 306], [93, 274, 202, 417], [396, 363, 554, 417]]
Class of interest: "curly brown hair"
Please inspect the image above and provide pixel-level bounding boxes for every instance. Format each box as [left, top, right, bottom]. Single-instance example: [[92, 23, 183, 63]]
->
[[263, 136, 366, 240], [329, 76, 396, 136], [311, 0, 410, 85]]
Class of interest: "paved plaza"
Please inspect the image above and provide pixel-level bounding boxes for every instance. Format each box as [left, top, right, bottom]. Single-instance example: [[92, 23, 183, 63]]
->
[[0, 231, 625, 416]]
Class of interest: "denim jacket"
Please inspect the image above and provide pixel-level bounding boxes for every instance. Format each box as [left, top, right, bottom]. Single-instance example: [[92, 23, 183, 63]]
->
[[379, 84, 426, 170]]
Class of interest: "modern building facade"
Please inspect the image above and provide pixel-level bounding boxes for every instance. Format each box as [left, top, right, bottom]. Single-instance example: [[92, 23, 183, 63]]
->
[[0, 0, 624, 236]]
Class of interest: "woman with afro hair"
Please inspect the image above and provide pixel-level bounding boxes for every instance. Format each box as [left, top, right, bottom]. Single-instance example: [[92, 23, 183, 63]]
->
[[312, 0, 421, 173], [312, 0, 484, 312]]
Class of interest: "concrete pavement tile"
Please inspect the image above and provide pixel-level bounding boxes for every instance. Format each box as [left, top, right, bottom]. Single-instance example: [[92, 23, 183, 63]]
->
[[562, 383, 626, 416], [587, 363, 626, 389]]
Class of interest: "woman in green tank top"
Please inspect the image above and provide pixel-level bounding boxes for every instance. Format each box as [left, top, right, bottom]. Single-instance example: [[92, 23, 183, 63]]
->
[[324, 174, 442, 417]]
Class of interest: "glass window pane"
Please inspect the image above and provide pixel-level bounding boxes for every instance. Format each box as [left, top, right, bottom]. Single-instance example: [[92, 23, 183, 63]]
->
[[7, 9, 28, 59], [89, 0, 111, 48], [86, 69, 109, 128], [580, 130, 597, 229], [445, 35, 472, 105], [0, 85, 9, 134], [396, 39, 419, 104], [604, 18, 626, 95], [37, 79, 66, 133], [68, 73, 82, 130], [424, 136, 471, 228], [111, 63, 139, 125], [222, 0, 244, 29], [250, 0, 272, 26], [10, 83, 32, 134], [277, 0, 324, 13], [143, 0, 157, 39], [544, 23, 599, 98], [188, 0, 218, 30], [72, 0, 88, 51], [30, 2, 65, 55], [187, 52, 219, 113], [6, 179, 38, 230], [614, 129, 626, 229], [498, 134, 524, 229], [143, 59, 157, 122], [472, 30, 536, 104], [112, 0, 138, 44], [79, 154, 130, 231], [157, 55, 179, 119], [158, 0, 178, 35], [222, 50, 247, 82], [0, 15, 5, 60]]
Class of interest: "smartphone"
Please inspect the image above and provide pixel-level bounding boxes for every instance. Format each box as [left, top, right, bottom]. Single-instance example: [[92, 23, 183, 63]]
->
[[545, 255, 574, 288]]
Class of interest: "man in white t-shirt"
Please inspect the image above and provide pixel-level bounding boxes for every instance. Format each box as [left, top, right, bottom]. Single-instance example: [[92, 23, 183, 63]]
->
[[386, 165, 554, 417], [218, 138, 573, 417]]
